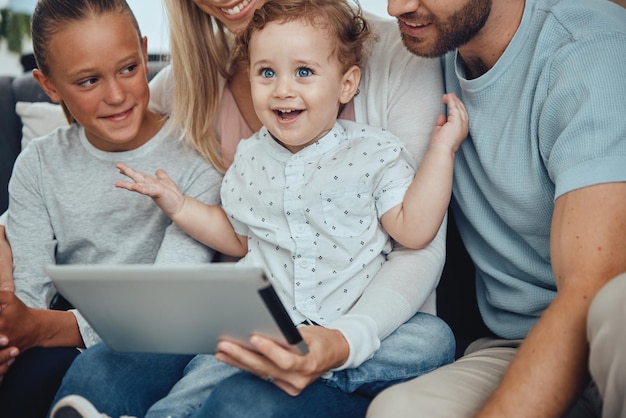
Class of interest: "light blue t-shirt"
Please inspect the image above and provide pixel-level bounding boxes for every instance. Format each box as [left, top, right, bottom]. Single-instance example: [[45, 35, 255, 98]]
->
[[445, 0, 626, 338]]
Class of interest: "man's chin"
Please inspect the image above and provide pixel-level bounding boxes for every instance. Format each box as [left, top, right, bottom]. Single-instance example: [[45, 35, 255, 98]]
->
[[401, 35, 437, 58], [400, 33, 455, 59]]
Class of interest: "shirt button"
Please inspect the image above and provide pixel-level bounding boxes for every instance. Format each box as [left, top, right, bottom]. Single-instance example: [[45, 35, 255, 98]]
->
[[296, 225, 306, 234], [300, 260, 308, 268]]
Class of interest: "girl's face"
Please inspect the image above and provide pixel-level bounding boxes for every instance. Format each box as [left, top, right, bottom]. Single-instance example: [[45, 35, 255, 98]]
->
[[192, 0, 269, 33], [248, 20, 360, 153], [34, 13, 155, 152]]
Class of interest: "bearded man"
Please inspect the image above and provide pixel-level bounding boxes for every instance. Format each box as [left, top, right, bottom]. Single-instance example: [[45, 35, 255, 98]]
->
[[369, 0, 626, 417]]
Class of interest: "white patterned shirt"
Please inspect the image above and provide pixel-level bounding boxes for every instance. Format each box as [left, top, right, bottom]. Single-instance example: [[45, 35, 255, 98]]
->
[[222, 120, 416, 326]]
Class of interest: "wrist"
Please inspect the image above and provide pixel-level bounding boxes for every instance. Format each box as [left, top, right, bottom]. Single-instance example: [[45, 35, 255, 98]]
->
[[327, 314, 380, 370], [169, 194, 187, 220], [427, 142, 458, 157], [31, 309, 81, 348]]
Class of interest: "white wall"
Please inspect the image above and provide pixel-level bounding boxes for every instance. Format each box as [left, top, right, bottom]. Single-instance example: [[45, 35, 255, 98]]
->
[[360, 0, 389, 18]]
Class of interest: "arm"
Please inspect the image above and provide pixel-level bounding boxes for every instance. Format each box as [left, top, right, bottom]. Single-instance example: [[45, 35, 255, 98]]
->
[[153, 154, 224, 264], [0, 291, 83, 350], [1, 147, 85, 367], [382, 93, 467, 249], [0, 224, 14, 292], [115, 162, 247, 257], [477, 182, 626, 418]]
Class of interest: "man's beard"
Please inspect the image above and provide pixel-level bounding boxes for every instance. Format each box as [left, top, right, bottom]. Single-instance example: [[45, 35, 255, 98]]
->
[[398, 0, 491, 58]]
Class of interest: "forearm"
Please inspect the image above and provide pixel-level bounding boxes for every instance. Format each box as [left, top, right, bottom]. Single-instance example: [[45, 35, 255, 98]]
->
[[479, 183, 626, 417], [0, 225, 14, 292], [30, 309, 84, 349], [476, 293, 590, 417], [172, 196, 247, 257], [1, 303, 84, 351], [385, 147, 454, 249]]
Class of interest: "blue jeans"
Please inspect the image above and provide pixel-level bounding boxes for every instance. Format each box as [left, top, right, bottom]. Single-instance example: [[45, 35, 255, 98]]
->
[[325, 312, 455, 396], [49, 346, 238, 418], [193, 312, 455, 418], [51, 313, 454, 418]]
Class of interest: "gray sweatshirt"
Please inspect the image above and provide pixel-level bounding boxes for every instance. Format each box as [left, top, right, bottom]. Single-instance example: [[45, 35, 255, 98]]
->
[[6, 119, 222, 346]]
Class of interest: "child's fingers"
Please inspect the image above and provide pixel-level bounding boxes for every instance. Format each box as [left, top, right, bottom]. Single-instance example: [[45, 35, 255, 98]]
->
[[116, 162, 141, 180], [435, 114, 447, 127], [444, 95, 468, 123], [114, 180, 158, 197], [155, 169, 172, 182], [114, 180, 135, 191]]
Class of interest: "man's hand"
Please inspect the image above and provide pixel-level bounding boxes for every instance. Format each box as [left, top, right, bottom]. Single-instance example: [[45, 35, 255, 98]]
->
[[215, 326, 350, 396]]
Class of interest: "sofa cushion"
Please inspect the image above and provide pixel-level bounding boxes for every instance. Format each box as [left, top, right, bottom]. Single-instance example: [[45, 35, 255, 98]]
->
[[15, 101, 67, 150], [0, 76, 22, 214]]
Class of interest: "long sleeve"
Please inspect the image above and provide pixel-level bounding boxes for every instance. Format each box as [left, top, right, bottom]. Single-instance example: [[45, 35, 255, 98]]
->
[[329, 14, 447, 369]]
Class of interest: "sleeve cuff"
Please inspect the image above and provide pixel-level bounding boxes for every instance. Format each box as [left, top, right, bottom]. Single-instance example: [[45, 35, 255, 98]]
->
[[71, 309, 102, 348], [327, 313, 381, 371]]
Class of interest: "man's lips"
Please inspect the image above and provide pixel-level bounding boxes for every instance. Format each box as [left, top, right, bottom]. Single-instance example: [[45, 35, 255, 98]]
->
[[399, 18, 432, 37]]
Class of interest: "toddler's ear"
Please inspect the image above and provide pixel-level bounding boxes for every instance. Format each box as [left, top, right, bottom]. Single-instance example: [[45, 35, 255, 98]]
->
[[339, 65, 361, 104], [32, 69, 63, 104]]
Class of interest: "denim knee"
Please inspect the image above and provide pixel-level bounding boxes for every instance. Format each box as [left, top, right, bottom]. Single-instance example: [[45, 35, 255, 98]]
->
[[325, 312, 455, 396], [196, 372, 370, 418]]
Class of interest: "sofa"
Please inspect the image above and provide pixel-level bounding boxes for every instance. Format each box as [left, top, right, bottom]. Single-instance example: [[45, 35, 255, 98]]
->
[[0, 57, 488, 357]]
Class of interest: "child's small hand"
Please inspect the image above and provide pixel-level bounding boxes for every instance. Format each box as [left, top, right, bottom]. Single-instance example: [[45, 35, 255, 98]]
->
[[115, 162, 185, 217], [430, 93, 469, 154]]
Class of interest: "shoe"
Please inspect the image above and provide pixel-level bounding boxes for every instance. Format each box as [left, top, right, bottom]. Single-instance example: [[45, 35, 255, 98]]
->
[[50, 395, 112, 418]]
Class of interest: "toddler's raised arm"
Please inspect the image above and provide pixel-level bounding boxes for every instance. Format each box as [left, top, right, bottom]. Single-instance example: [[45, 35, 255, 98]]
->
[[115, 163, 247, 257], [382, 93, 468, 249]]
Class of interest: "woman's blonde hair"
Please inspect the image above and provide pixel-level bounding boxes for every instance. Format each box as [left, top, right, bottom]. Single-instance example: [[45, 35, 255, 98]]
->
[[164, 0, 234, 173]]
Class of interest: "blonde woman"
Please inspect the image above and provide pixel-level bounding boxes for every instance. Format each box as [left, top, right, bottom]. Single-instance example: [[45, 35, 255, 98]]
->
[[1, 1, 450, 417], [145, 2, 448, 393]]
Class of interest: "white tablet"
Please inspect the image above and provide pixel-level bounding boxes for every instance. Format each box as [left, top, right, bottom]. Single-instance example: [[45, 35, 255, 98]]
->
[[45, 263, 307, 355]]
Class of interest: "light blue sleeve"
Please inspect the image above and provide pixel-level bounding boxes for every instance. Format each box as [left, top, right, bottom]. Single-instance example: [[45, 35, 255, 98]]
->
[[541, 33, 626, 199]]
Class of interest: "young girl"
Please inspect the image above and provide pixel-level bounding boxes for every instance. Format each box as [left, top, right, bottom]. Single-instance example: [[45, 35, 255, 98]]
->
[[0, 0, 221, 416], [50, 1, 465, 417]]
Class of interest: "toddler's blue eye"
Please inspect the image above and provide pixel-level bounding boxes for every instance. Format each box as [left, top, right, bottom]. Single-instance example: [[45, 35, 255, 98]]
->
[[296, 67, 312, 77], [261, 68, 275, 78]]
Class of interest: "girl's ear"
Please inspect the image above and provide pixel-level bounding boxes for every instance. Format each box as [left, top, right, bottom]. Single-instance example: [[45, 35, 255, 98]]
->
[[339, 65, 361, 104], [32, 69, 63, 104]]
